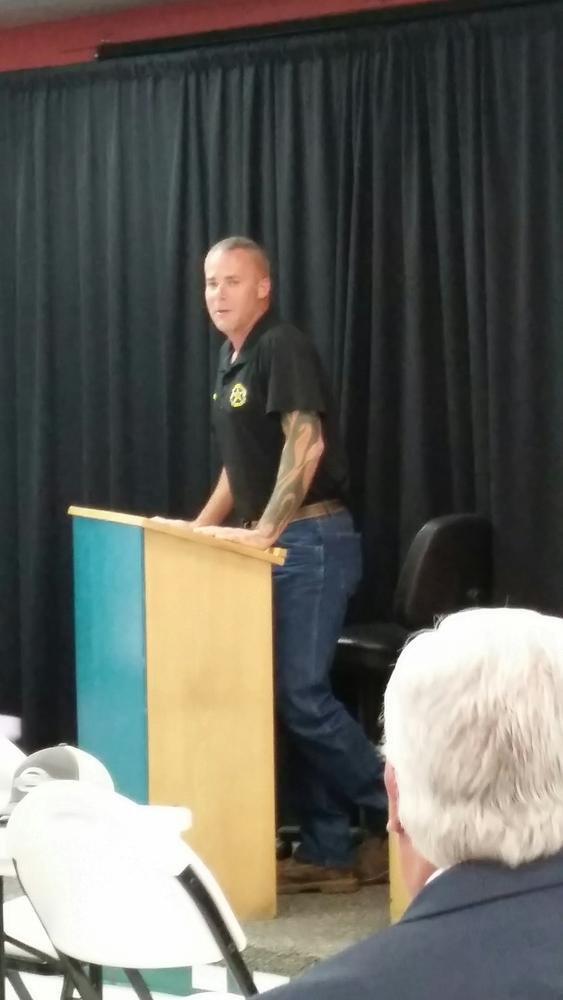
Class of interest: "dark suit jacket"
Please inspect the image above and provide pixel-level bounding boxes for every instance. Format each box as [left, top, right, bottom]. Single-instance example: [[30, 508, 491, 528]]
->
[[267, 853, 563, 999]]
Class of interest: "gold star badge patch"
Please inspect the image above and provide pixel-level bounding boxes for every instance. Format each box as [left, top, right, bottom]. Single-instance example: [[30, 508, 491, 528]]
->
[[230, 383, 247, 408]]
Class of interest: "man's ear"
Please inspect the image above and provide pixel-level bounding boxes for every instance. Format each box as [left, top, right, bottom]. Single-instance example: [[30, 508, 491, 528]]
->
[[384, 761, 404, 835], [258, 275, 271, 300]]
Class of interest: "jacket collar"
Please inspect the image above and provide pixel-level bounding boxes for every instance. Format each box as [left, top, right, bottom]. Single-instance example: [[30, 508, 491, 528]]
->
[[400, 851, 563, 924]]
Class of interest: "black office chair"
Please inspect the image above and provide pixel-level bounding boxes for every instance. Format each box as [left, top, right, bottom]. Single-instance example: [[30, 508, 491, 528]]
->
[[333, 513, 493, 741]]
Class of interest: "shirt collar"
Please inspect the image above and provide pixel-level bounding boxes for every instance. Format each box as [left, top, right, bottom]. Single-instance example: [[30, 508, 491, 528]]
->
[[226, 308, 277, 369]]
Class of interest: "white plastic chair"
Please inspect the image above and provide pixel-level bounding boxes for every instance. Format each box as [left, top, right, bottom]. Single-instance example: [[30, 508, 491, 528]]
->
[[0, 739, 56, 974], [7, 781, 258, 999], [2, 747, 115, 993]]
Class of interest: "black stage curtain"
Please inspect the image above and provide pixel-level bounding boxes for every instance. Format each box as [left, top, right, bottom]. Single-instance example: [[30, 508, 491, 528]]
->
[[1, 1, 562, 746]]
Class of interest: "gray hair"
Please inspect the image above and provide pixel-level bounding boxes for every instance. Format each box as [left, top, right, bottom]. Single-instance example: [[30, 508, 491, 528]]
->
[[206, 236, 271, 276], [383, 607, 563, 868]]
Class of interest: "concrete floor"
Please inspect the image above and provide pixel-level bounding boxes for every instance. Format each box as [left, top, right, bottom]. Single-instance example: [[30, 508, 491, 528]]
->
[[243, 885, 390, 978]]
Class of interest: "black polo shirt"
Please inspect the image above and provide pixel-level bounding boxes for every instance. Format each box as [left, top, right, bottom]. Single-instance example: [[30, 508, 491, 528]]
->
[[212, 311, 350, 523]]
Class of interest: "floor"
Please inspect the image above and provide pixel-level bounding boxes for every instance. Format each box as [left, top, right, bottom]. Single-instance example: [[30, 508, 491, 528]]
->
[[244, 884, 390, 979]]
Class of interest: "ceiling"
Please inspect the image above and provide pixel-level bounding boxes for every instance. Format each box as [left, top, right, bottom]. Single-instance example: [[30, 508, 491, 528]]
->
[[0, 0, 190, 27]]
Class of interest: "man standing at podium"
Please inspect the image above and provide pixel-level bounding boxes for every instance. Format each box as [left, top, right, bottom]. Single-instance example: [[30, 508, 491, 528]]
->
[[171, 236, 387, 892]]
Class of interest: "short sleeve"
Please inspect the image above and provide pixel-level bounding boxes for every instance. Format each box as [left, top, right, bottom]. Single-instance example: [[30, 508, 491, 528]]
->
[[260, 325, 327, 415]]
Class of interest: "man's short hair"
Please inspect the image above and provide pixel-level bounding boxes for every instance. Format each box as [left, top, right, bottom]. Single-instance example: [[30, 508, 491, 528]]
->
[[206, 236, 271, 276], [383, 607, 563, 868]]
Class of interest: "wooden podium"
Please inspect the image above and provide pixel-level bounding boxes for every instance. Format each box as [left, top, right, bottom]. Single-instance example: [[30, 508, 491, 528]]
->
[[389, 834, 410, 922], [69, 506, 285, 920]]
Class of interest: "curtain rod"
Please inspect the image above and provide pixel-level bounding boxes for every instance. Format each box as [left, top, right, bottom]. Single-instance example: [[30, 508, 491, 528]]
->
[[96, 0, 560, 61]]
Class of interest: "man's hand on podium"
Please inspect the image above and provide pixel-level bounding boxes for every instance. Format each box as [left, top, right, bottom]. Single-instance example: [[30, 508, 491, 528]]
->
[[150, 516, 195, 532], [194, 525, 275, 551], [150, 518, 278, 551]]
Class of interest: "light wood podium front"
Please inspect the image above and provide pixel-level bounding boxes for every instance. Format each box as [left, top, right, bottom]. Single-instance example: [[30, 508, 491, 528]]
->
[[389, 834, 410, 922], [69, 506, 285, 921]]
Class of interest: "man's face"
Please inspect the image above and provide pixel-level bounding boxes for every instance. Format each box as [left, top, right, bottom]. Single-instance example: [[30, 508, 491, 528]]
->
[[204, 248, 270, 339]]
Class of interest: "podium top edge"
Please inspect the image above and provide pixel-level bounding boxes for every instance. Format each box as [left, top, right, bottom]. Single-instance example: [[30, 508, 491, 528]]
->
[[68, 506, 145, 527], [67, 506, 286, 565]]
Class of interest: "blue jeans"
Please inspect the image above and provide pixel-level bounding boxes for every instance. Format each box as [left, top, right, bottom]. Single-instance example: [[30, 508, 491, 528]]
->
[[273, 510, 387, 867]]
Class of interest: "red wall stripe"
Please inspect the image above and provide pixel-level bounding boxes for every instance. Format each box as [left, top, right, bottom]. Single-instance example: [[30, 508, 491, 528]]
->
[[0, 0, 440, 73]]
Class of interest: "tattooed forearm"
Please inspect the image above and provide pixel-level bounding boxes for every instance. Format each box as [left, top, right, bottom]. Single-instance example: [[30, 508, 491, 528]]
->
[[256, 411, 324, 541]]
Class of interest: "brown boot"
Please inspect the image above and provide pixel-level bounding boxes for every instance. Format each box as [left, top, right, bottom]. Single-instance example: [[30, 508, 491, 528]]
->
[[277, 856, 359, 895], [355, 835, 389, 885]]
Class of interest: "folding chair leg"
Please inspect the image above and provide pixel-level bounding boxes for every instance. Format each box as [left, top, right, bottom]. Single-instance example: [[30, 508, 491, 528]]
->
[[88, 966, 102, 997], [177, 866, 258, 997], [6, 970, 35, 1000], [55, 954, 101, 1000], [60, 972, 76, 1000], [124, 969, 152, 1000]]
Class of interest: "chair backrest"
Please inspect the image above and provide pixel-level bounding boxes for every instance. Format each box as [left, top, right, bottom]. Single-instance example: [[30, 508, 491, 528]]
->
[[3, 744, 114, 819], [7, 781, 247, 971], [393, 513, 492, 629]]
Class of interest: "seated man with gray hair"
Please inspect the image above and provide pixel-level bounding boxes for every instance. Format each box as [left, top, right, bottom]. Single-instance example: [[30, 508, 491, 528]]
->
[[267, 607, 563, 999]]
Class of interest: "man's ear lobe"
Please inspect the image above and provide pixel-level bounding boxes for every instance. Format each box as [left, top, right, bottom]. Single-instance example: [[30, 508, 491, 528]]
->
[[384, 761, 404, 835], [258, 276, 271, 300], [387, 813, 405, 835]]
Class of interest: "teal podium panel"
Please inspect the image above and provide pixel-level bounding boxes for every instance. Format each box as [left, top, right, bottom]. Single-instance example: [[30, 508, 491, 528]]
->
[[73, 518, 148, 802]]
